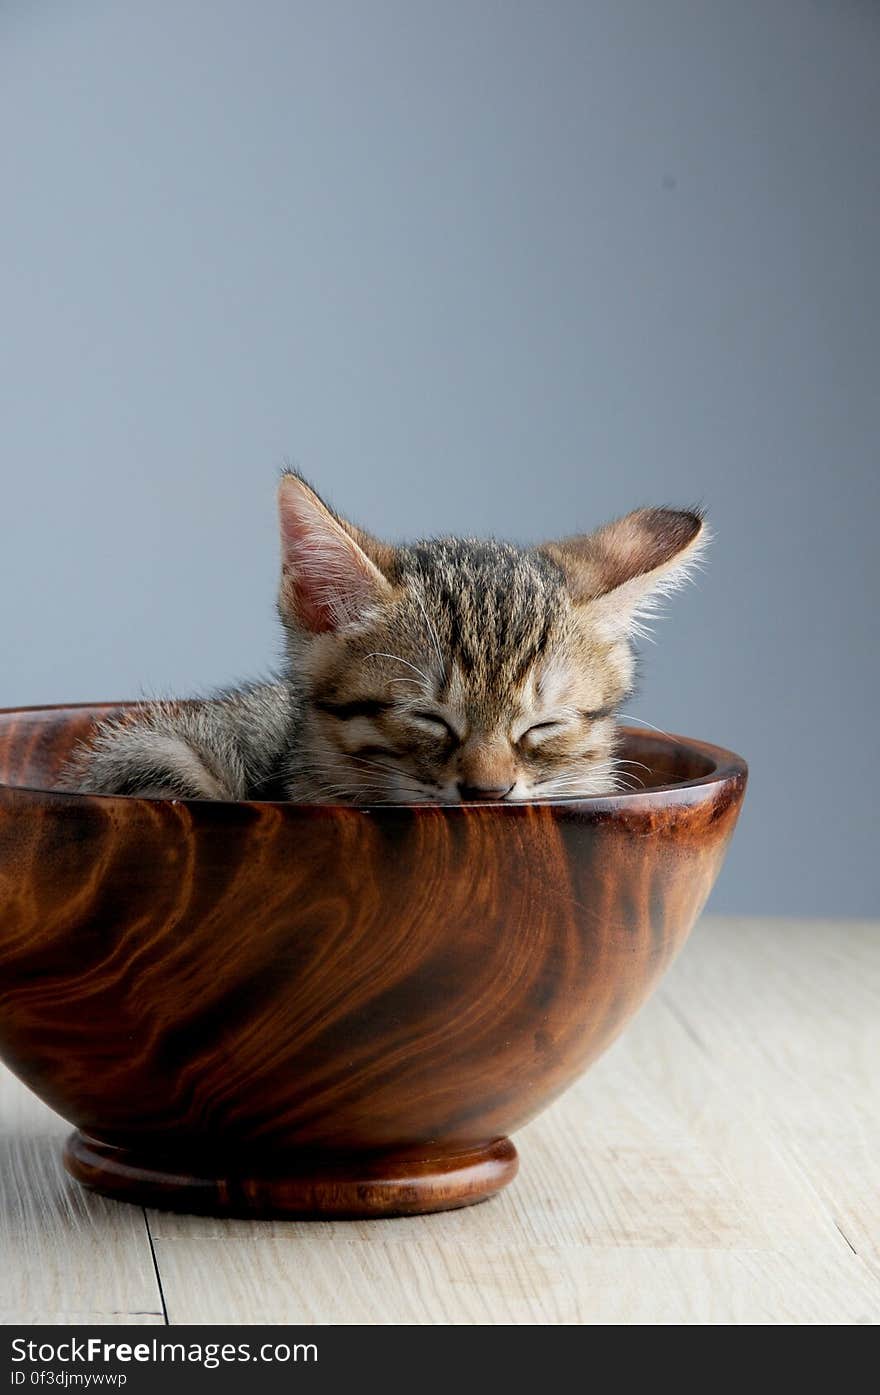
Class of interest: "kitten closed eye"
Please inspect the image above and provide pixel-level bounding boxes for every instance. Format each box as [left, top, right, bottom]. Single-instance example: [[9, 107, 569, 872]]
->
[[65, 470, 707, 805], [406, 710, 461, 742], [519, 720, 568, 741]]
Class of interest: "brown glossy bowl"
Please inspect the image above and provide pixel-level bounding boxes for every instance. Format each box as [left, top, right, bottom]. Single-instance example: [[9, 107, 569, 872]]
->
[[0, 703, 746, 1219]]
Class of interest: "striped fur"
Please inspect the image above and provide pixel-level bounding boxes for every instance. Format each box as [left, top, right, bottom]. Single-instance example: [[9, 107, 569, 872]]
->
[[64, 475, 707, 804]]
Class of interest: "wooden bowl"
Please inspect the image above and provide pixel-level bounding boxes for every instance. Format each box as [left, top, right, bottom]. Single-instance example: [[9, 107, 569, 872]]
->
[[0, 703, 746, 1219]]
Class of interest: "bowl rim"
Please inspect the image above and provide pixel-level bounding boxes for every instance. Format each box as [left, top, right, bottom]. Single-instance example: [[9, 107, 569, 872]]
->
[[0, 700, 748, 814]]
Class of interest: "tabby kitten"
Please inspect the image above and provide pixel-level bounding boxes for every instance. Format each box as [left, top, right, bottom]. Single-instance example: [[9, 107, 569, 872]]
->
[[64, 473, 707, 803]]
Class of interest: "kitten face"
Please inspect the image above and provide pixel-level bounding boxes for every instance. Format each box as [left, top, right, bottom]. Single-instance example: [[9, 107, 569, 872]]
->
[[278, 476, 706, 804], [293, 551, 627, 803]]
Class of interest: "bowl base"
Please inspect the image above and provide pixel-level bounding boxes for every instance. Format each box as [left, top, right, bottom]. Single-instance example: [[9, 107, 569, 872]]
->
[[63, 1131, 519, 1219]]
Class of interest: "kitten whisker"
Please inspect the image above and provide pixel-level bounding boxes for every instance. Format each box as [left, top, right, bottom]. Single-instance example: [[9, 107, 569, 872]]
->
[[342, 756, 437, 800], [363, 653, 432, 685], [306, 758, 434, 803], [617, 713, 675, 740], [615, 758, 652, 775]]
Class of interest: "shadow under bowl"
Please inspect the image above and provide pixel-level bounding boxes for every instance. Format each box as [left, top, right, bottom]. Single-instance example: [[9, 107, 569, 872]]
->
[[0, 703, 746, 1219]]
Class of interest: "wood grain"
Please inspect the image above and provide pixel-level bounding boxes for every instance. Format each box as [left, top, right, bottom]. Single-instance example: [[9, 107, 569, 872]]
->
[[0, 703, 746, 1217], [0, 1068, 163, 1324], [151, 1236, 879, 1325], [147, 918, 880, 1324], [4, 918, 879, 1325], [659, 916, 880, 1281]]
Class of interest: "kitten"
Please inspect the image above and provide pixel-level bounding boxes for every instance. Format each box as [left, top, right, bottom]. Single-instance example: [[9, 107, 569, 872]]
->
[[63, 473, 707, 803]]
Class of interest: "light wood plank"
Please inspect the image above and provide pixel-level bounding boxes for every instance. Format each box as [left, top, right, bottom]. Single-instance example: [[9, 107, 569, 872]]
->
[[153, 1236, 880, 1325], [0, 1068, 164, 1324], [0, 1313, 165, 1326], [661, 916, 880, 1279]]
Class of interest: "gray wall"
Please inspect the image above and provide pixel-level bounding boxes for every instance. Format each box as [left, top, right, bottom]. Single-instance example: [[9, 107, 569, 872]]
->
[[2, 1, 878, 916]]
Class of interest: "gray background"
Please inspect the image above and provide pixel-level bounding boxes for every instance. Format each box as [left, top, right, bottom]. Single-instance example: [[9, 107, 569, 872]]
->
[[1, 1, 877, 915]]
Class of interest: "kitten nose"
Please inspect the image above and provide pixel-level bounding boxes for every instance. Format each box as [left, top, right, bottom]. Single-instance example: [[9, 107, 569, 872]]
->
[[457, 782, 515, 803]]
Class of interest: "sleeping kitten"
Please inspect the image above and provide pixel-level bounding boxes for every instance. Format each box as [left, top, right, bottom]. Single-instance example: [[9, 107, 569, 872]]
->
[[63, 473, 707, 803]]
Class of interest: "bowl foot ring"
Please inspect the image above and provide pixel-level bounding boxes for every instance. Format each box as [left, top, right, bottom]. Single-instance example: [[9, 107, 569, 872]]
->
[[63, 1131, 519, 1219]]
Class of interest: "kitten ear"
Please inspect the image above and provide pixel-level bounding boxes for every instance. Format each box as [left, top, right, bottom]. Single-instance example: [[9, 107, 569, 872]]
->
[[541, 507, 708, 637], [277, 473, 396, 633]]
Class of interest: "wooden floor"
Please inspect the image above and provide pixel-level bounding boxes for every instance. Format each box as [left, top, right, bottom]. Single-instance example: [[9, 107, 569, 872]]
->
[[2, 916, 879, 1326]]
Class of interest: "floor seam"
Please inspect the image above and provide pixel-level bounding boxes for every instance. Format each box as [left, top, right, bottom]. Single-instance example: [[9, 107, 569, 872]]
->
[[834, 1221, 858, 1257], [143, 1208, 170, 1326]]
